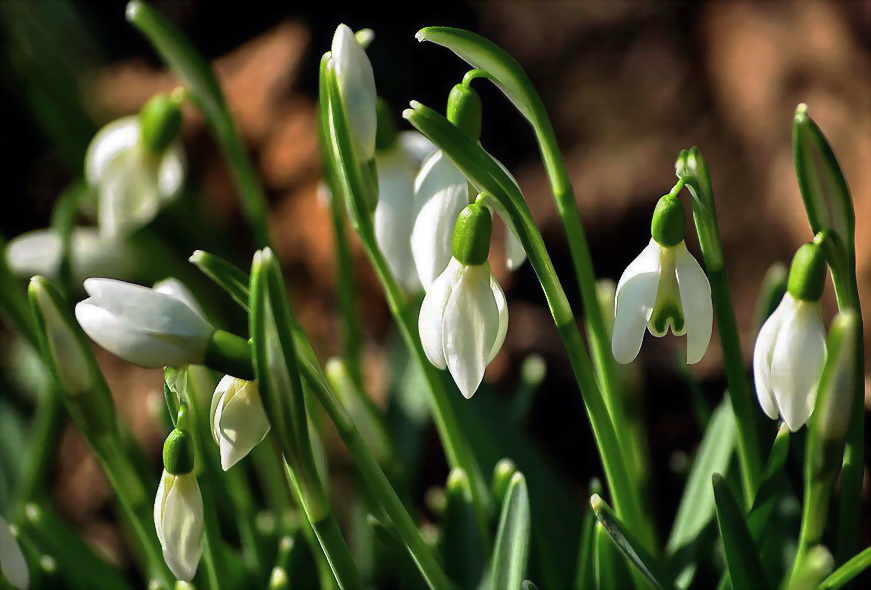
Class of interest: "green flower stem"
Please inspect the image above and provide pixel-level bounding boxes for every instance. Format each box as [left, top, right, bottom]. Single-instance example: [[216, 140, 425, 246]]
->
[[125, 1, 272, 249], [403, 102, 656, 552], [205, 332, 452, 590], [789, 476, 832, 587], [676, 151, 763, 504]]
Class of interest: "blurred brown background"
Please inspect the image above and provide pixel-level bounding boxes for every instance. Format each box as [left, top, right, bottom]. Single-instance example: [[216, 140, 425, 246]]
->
[[2, 0, 869, 574]]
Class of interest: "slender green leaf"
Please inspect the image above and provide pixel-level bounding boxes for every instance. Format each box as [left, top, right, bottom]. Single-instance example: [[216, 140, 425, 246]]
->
[[591, 495, 675, 590], [818, 547, 870, 590], [490, 459, 518, 507], [573, 479, 602, 590], [666, 400, 735, 588], [439, 469, 486, 589], [489, 473, 531, 590], [746, 425, 791, 541], [712, 474, 768, 589], [190, 250, 251, 310]]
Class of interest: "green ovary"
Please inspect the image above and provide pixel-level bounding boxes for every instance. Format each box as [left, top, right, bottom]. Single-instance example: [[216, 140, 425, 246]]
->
[[648, 247, 685, 337]]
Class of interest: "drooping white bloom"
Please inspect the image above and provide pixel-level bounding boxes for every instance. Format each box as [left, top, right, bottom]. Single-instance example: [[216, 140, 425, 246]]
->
[[85, 116, 185, 239], [612, 238, 713, 365], [419, 258, 508, 398], [374, 132, 434, 291], [154, 471, 204, 581], [753, 293, 827, 431], [0, 515, 29, 590], [331, 24, 377, 163], [6, 227, 135, 283], [75, 278, 215, 368], [210, 376, 270, 470]]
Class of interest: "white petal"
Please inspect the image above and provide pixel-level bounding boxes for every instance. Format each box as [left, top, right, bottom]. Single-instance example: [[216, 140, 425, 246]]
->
[[398, 130, 436, 166], [159, 474, 204, 582], [154, 471, 173, 547], [753, 297, 789, 421], [418, 260, 461, 369], [85, 116, 140, 184], [770, 299, 827, 431], [374, 147, 419, 291], [214, 380, 270, 470], [153, 278, 206, 319], [487, 273, 509, 362], [0, 515, 29, 590], [443, 264, 500, 398], [331, 24, 377, 162], [158, 141, 186, 199], [611, 240, 662, 364], [674, 242, 713, 364], [411, 151, 470, 290]]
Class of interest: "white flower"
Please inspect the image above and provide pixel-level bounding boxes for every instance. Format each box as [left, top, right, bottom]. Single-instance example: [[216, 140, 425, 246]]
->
[[0, 515, 29, 590], [210, 376, 271, 470], [153, 278, 205, 319], [419, 258, 508, 398], [154, 471, 204, 582], [85, 116, 185, 239], [753, 293, 827, 431], [6, 227, 135, 283], [331, 24, 377, 163], [612, 238, 713, 365], [374, 132, 433, 291], [75, 278, 215, 368]]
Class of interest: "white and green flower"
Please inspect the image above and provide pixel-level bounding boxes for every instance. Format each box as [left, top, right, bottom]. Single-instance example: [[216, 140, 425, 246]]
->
[[210, 376, 270, 470]]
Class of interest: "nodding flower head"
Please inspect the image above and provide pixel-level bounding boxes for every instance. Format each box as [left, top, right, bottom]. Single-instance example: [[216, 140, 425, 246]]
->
[[210, 376, 271, 471]]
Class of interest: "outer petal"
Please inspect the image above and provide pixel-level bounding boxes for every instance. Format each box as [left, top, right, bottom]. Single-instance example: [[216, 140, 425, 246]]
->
[[487, 273, 509, 362], [85, 116, 140, 184], [159, 474, 204, 581], [398, 130, 436, 166], [0, 515, 29, 590], [153, 278, 206, 320], [752, 297, 789, 421], [770, 299, 827, 431], [611, 240, 662, 364], [158, 141, 187, 199], [374, 147, 419, 291], [411, 151, 469, 290], [674, 242, 713, 364], [213, 379, 270, 470], [331, 24, 377, 162], [443, 264, 500, 398], [97, 148, 161, 239], [418, 259, 461, 369]]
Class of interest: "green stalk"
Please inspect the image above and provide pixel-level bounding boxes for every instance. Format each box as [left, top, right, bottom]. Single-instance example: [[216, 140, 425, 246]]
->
[[676, 151, 763, 504], [789, 476, 832, 588], [125, 1, 271, 249]]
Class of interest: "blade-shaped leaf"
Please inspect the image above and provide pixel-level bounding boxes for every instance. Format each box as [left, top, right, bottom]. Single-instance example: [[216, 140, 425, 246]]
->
[[190, 250, 251, 310], [488, 472, 531, 590], [591, 495, 676, 590], [712, 474, 768, 589], [573, 479, 602, 590], [439, 469, 486, 589], [666, 400, 735, 588], [818, 547, 870, 590]]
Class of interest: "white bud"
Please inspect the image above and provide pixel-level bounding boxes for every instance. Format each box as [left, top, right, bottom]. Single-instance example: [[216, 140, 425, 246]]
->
[[75, 278, 215, 368], [210, 376, 271, 470], [154, 471, 204, 582], [331, 24, 377, 163]]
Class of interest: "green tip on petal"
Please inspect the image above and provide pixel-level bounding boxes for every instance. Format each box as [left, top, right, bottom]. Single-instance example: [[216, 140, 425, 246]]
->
[[451, 203, 492, 266], [787, 242, 827, 301], [651, 195, 685, 247]]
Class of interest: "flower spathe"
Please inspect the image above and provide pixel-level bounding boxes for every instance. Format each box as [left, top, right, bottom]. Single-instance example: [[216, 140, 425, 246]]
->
[[85, 116, 185, 239], [330, 24, 378, 163], [210, 375, 271, 470], [419, 258, 508, 398], [753, 293, 827, 431], [75, 278, 215, 368], [0, 515, 29, 590], [612, 238, 713, 365], [154, 470, 204, 581]]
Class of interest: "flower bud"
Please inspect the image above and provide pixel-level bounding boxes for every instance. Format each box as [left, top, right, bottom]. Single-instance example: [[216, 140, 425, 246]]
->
[[786, 242, 827, 302], [210, 376, 271, 470], [154, 470, 204, 581], [451, 203, 492, 266], [447, 83, 482, 141], [139, 94, 183, 155], [331, 24, 377, 163], [650, 195, 685, 247], [75, 278, 215, 368]]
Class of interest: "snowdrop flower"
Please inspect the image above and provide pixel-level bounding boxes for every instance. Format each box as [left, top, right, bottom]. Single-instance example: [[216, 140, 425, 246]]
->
[[85, 94, 185, 239], [754, 242, 828, 431], [155, 422, 203, 581], [6, 227, 135, 283], [331, 24, 377, 163], [210, 376, 270, 470], [419, 203, 508, 398], [0, 515, 29, 590], [76, 278, 215, 368], [612, 195, 712, 364]]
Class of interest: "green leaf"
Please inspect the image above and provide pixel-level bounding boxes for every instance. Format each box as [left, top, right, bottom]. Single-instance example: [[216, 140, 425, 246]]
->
[[573, 479, 601, 590], [591, 495, 675, 590], [745, 425, 791, 541], [712, 473, 768, 589], [666, 400, 735, 588], [818, 546, 870, 590], [439, 469, 486, 589], [190, 250, 251, 310], [792, 104, 854, 257], [488, 473, 531, 590]]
